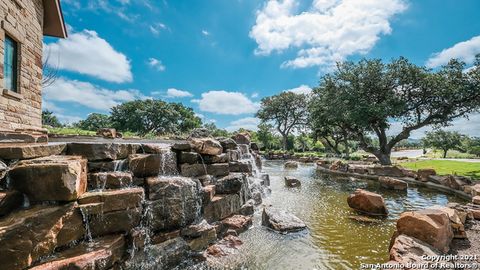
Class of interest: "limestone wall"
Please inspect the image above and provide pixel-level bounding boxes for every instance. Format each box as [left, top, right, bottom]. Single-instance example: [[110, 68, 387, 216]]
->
[[0, 136, 268, 269], [0, 0, 44, 132]]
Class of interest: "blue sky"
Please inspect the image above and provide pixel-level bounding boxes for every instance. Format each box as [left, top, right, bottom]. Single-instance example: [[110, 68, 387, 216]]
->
[[43, 0, 480, 137]]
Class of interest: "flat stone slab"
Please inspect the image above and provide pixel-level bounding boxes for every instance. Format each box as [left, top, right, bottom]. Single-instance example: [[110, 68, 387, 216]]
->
[[0, 204, 85, 270], [0, 143, 66, 160], [129, 153, 178, 177], [67, 142, 140, 161], [78, 188, 144, 213], [88, 172, 134, 190], [262, 207, 306, 233], [29, 235, 125, 270]]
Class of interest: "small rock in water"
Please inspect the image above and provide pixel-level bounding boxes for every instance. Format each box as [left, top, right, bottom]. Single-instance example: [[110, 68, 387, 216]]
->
[[284, 176, 301, 188], [262, 207, 307, 233], [284, 161, 299, 169]]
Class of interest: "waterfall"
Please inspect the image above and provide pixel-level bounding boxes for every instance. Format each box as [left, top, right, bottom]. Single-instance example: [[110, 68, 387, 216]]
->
[[79, 207, 93, 243]]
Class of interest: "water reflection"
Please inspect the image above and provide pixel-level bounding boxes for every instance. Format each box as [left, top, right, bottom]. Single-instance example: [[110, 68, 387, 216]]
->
[[192, 160, 465, 270]]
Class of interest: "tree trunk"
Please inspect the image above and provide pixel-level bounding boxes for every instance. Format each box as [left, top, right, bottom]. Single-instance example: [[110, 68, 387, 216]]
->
[[443, 149, 448, 158], [374, 152, 392, 165], [282, 134, 288, 150], [343, 139, 350, 158]]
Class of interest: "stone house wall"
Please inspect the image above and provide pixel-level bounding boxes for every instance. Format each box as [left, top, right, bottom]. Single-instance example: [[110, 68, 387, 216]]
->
[[0, 0, 43, 132]]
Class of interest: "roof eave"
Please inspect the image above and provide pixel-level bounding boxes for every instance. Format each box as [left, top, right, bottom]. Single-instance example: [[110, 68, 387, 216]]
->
[[43, 0, 67, 38]]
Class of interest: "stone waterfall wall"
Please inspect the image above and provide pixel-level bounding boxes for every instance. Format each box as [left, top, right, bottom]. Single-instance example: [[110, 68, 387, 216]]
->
[[0, 136, 268, 270]]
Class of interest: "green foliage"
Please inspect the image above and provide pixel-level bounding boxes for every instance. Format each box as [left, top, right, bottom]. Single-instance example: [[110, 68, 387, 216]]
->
[[422, 130, 463, 158], [255, 123, 275, 150], [203, 122, 229, 137], [309, 56, 480, 165], [256, 92, 309, 150], [75, 113, 111, 131], [42, 110, 62, 128], [463, 137, 480, 157], [46, 127, 96, 136], [110, 99, 202, 136]]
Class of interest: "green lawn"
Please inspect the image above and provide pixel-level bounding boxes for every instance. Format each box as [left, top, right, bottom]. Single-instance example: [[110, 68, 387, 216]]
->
[[400, 160, 480, 180]]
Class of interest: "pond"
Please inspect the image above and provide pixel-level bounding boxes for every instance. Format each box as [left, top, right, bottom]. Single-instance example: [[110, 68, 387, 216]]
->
[[203, 160, 466, 270]]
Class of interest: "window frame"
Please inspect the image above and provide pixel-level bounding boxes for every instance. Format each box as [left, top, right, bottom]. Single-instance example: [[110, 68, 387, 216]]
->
[[1, 20, 23, 100], [3, 34, 19, 93]]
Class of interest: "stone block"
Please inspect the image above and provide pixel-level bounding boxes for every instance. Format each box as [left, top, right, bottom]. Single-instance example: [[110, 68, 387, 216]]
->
[[0, 190, 23, 216], [179, 151, 200, 164], [215, 173, 245, 194], [188, 138, 223, 155], [89, 207, 142, 237], [207, 163, 229, 177], [204, 194, 241, 222], [0, 143, 66, 160], [180, 163, 207, 177], [9, 155, 87, 202], [78, 188, 144, 213], [88, 172, 134, 190], [129, 152, 178, 177], [229, 161, 252, 173]]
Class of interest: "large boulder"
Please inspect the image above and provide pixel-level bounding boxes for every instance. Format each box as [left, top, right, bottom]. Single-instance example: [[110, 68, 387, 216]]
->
[[96, 128, 117, 139], [9, 155, 87, 202], [378, 176, 408, 191], [180, 163, 207, 177], [207, 163, 230, 177], [178, 151, 200, 164], [181, 220, 217, 251], [146, 177, 202, 231], [222, 215, 253, 234], [217, 137, 238, 151], [229, 161, 252, 174], [188, 138, 223, 156], [284, 161, 299, 169], [472, 184, 480, 196], [347, 189, 388, 216], [89, 207, 142, 237], [262, 207, 307, 233], [202, 153, 229, 164], [417, 168, 436, 182], [285, 176, 301, 188], [429, 205, 466, 239], [0, 204, 85, 270], [329, 160, 349, 172], [389, 234, 444, 266], [29, 235, 125, 270], [188, 128, 212, 139], [78, 188, 144, 213], [215, 173, 246, 194], [126, 237, 189, 270], [232, 132, 251, 145], [0, 143, 66, 160], [367, 165, 404, 177], [88, 171, 134, 190], [396, 209, 453, 253], [128, 152, 178, 177], [0, 190, 23, 216], [204, 194, 241, 222], [67, 142, 139, 161]]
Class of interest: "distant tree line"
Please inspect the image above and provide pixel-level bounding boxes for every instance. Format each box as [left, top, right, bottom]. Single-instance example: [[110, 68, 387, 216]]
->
[[256, 56, 480, 165], [42, 99, 202, 136]]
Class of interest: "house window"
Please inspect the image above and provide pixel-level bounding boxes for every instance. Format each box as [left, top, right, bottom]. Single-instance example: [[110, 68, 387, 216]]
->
[[4, 35, 18, 92]]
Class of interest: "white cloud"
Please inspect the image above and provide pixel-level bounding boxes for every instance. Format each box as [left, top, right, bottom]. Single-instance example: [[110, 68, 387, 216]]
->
[[148, 58, 166, 71], [426, 36, 480, 68], [192, 91, 260, 115], [226, 117, 261, 131], [202, 30, 210, 36], [44, 30, 132, 83], [285, 84, 312, 95], [250, 0, 406, 69], [251, 92, 259, 98], [150, 23, 167, 35], [166, 88, 193, 98], [44, 78, 147, 111]]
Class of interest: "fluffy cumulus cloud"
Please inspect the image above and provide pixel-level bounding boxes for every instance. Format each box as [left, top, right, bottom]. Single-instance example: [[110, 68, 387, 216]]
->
[[192, 91, 260, 115], [285, 84, 312, 95], [226, 117, 261, 131], [250, 0, 407, 69], [148, 58, 166, 71], [166, 88, 193, 98], [44, 30, 132, 83], [426, 36, 480, 68], [44, 78, 147, 111]]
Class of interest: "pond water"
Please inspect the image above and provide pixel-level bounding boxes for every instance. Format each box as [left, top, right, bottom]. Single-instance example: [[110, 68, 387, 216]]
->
[[203, 160, 465, 270]]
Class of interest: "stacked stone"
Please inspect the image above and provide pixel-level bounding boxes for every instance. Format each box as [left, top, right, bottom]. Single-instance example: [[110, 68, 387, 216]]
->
[[0, 135, 269, 269]]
